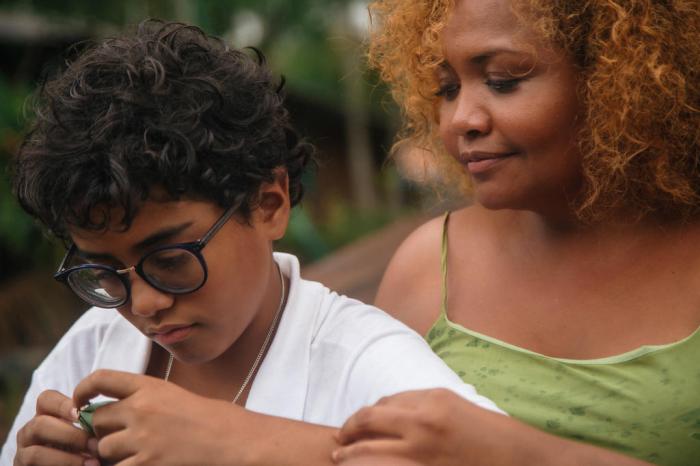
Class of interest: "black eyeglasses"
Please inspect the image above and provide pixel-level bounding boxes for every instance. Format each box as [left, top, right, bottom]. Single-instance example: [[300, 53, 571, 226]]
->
[[54, 203, 239, 308]]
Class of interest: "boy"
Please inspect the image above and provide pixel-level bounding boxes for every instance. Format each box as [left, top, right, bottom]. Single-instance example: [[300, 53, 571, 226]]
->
[[1, 20, 501, 466]]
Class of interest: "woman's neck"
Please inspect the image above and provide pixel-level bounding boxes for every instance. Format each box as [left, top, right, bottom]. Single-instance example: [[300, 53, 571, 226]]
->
[[488, 206, 700, 267]]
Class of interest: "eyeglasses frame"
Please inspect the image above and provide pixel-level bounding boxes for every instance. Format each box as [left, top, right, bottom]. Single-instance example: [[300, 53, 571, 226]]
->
[[53, 202, 240, 308]]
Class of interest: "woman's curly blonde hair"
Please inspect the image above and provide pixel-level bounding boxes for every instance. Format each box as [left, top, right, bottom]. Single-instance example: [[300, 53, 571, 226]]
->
[[368, 0, 700, 221]]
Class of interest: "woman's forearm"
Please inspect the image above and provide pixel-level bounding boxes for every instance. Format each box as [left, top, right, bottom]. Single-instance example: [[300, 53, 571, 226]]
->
[[499, 415, 654, 466], [334, 389, 655, 466]]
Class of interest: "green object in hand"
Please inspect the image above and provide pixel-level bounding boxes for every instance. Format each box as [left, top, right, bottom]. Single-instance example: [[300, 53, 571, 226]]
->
[[78, 401, 115, 436]]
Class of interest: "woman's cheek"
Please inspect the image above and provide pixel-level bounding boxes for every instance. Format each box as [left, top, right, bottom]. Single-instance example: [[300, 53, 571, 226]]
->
[[438, 122, 459, 159]]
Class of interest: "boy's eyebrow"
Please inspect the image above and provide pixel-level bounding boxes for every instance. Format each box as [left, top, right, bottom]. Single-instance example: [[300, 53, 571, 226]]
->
[[131, 222, 195, 252], [75, 222, 195, 262], [76, 250, 118, 262]]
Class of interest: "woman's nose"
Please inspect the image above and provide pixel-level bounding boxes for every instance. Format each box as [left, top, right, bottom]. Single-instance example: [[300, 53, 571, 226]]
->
[[447, 89, 492, 139]]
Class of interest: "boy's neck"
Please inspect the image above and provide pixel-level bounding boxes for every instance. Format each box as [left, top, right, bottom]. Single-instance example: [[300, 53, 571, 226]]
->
[[147, 259, 288, 404]]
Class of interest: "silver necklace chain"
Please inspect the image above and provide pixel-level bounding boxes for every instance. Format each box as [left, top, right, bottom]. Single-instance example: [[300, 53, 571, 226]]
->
[[164, 263, 286, 405]]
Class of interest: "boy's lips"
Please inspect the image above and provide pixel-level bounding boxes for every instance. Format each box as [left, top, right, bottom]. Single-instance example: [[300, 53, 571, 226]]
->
[[148, 324, 195, 345]]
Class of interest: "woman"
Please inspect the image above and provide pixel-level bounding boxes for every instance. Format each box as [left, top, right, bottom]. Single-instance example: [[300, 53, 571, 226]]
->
[[334, 0, 700, 465]]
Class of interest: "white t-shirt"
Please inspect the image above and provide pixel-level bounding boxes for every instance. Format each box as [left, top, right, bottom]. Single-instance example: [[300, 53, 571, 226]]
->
[[1, 253, 502, 463]]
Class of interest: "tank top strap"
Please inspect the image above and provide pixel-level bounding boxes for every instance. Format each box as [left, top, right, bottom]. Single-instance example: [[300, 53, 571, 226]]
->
[[440, 211, 451, 316]]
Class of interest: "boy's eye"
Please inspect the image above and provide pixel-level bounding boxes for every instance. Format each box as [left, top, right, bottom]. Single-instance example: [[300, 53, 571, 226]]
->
[[485, 78, 522, 93], [435, 82, 460, 101], [94, 270, 114, 281], [148, 250, 190, 271], [76, 256, 121, 269]]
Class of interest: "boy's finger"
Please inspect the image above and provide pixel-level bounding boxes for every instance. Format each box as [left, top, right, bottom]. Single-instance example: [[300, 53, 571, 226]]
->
[[17, 415, 89, 452], [90, 401, 128, 438], [73, 370, 149, 407], [36, 390, 78, 422], [15, 444, 87, 466], [94, 429, 137, 464]]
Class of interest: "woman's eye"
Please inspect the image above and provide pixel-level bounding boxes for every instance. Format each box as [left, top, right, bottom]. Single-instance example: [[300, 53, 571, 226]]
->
[[485, 78, 521, 93], [435, 82, 460, 100]]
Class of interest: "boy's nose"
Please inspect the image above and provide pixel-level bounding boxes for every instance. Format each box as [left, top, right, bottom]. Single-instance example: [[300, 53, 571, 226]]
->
[[128, 274, 174, 317]]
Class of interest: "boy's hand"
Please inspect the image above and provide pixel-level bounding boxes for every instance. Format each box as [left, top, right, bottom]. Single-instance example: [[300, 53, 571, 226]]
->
[[14, 389, 98, 466], [73, 369, 249, 466]]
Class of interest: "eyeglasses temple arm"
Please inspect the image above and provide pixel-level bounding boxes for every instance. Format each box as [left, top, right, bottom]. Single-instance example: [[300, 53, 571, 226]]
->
[[199, 202, 240, 246], [55, 244, 76, 274]]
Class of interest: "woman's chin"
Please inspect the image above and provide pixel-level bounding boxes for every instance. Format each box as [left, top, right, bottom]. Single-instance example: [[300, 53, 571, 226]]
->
[[472, 188, 526, 212]]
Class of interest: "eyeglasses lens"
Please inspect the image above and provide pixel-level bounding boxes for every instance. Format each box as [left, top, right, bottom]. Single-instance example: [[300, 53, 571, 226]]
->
[[63, 247, 206, 307], [141, 248, 205, 293], [67, 268, 127, 307]]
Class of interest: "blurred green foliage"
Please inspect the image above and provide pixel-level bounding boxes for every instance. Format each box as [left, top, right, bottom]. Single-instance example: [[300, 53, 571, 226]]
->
[[281, 202, 403, 264], [1, 0, 361, 106], [0, 0, 407, 443], [0, 0, 389, 270], [0, 77, 61, 276]]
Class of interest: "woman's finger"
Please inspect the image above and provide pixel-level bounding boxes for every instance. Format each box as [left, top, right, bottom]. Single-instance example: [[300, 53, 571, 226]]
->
[[332, 439, 405, 464], [114, 452, 151, 466], [374, 390, 424, 408], [337, 406, 407, 445], [338, 454, 424, 466]]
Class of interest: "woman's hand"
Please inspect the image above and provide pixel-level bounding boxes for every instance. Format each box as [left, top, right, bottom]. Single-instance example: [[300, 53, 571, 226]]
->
[[334, 388, 509, 466], [73, 369, 251, 466], [334, 388, 654, 466], [14, 389, 97, 466]]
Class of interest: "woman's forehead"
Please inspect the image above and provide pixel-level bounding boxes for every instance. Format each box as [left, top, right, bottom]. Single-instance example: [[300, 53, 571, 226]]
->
[[448, 0, 519, 31], [443, 0, 566, 65]]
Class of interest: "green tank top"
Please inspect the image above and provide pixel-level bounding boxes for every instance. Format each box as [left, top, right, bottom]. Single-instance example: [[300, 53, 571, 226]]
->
[[426, 213, 700, 466]]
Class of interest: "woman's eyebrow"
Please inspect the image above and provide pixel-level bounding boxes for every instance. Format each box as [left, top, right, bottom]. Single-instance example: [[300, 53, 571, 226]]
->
[[471, 48, 527, 64]]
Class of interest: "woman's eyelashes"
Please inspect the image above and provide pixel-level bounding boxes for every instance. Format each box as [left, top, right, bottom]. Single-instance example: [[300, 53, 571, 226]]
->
[[435, 77, 523, 100], [485, 77, 522, 93], [435, 81, 460, 100]]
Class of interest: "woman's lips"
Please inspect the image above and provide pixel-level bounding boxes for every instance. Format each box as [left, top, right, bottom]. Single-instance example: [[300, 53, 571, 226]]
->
[[462, 152, 517, 175], [150, 324, 194, 345]]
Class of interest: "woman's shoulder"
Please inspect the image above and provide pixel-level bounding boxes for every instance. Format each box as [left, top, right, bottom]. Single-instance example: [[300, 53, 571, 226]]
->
[[374, 206, 483, 334]]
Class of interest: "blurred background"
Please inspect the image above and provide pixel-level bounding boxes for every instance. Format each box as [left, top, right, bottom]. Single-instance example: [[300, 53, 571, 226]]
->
[[0, 0, 449, 443]]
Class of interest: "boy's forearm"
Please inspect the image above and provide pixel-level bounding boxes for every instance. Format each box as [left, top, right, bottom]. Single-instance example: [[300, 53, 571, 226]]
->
[[221, 406, 654, 466], [222, 410, 337, 466], [228, 413, 654, 466]]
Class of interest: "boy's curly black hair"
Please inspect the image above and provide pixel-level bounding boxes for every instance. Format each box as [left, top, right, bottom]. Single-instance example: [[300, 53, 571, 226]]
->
[[13, 19, 314, 241]]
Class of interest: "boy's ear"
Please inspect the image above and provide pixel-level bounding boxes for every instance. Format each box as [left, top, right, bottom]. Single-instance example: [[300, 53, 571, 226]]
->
[[253, 168, 291, 241]]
